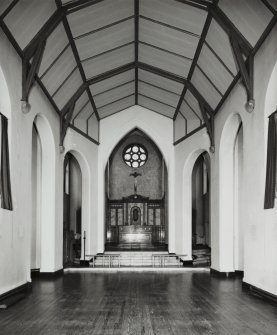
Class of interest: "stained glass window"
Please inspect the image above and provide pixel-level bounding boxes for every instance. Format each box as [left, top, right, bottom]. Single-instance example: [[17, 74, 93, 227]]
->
[[123, 144, 148, 168]]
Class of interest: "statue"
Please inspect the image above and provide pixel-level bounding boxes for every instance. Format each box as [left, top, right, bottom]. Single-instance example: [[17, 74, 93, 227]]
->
[[130, 172, 141, 196]]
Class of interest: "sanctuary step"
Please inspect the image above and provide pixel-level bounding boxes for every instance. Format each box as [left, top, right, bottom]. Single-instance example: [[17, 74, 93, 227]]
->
[[92, 251, 182, 268], [192, 247, 211, 267]]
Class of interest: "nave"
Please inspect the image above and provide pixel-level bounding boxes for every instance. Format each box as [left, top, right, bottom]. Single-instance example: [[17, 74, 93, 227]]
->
[[0, 0, 277, 333], [1, 271, 277, 335]]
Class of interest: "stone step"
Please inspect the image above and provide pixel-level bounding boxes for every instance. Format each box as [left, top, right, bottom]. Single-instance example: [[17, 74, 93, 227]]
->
[[91, 251, 182, 267], [192, 248, 211, 267]]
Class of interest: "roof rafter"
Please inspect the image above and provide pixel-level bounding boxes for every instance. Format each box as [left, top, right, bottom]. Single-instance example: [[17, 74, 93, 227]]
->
[[23, 9, 64, 60], [56, 0, 100, 120], [173, 11, 213, 122], [23, 0, 104, 60], [209, 5, 254, 107], [60, 102, 75, 147], [175, 0, 212, 10], [176, 0, 255, 109], [62, 63, 136, 116], [88, 62, 136, 85], [0, 18, 60, 114], [22, 40, 46, 102], [63, 0, 104, 14], [209, 5, 252, 55], [0, 0, 20, 19], [199, 101, 214, 150], [134, 0, 139, 104], [137, 62, 213, 115]]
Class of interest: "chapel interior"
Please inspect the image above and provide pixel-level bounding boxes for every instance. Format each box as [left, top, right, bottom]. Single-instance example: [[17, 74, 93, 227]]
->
[[0, 0, 277, 334]]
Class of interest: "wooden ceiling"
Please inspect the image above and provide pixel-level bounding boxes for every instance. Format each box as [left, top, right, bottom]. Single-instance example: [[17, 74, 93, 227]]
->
[[0, 0, 276, 145]]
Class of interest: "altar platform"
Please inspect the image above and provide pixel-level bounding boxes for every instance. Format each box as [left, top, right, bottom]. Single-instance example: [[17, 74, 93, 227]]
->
[[106, 224, 167, 251]]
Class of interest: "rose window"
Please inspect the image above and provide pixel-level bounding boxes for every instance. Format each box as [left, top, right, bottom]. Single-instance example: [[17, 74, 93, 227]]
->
[[123, 144, 148, 168]]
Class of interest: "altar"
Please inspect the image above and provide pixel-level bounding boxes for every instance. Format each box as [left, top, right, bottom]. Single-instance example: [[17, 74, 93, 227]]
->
[[105, 194, 166, 250]]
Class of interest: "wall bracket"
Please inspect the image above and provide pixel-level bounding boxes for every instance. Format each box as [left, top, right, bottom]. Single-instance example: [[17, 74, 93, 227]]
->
[[21, 40, 46, 106], [60, 103, 75, 148]]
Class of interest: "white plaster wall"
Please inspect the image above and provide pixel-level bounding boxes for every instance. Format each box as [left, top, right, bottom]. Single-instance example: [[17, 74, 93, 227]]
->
[[212, 25, 277, 294], [99, 106, 175, 252], [173, 24, 277, 294], [0, 29, 98, 295], [0, 28, 61, 293]]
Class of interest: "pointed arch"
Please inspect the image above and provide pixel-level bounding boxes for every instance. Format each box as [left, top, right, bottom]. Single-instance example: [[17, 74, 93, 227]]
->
[[218, 113, 244, 272], [32, 114, 56, 272]]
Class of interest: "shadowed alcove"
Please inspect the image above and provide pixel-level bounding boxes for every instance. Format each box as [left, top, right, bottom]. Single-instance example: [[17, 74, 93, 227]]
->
[[105, 128, 168, 251]]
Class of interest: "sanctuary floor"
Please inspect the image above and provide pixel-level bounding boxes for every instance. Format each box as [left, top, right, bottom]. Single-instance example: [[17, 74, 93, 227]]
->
[[1, 270, 277, 335]]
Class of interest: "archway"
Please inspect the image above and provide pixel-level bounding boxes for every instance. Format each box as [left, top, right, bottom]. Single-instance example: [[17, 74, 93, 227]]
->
[[105, 128, 168, 251], [63, 152, 82, 267], [31, 123, 42, 270], [219, 114, 244, 272], [31, 115, 56, 273], [191, 152, 211, 266]]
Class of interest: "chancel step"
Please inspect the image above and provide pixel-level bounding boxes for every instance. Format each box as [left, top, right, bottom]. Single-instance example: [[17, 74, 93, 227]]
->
[[90, 252, 183, 267]]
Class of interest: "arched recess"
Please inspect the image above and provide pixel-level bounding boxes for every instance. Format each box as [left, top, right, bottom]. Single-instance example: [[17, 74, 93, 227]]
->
[[219, 113, 244, 272], [105, 128, 168, 251], [191, 152, 211, 265], [31, 114, 56, 272], [63, 149, 90, 265], [63, 153, 82, 267], [182, 149, 210, 259], [104, 125, 170, 171], [99, 108, 175, 253]]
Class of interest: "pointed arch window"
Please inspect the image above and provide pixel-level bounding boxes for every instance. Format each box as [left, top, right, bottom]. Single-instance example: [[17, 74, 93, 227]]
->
[[264, 111, 277, 209], [0, 114, 13, 210]]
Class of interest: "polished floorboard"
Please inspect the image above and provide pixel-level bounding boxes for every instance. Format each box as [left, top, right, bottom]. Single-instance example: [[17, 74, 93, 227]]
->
[[1, 271, 277, 335]]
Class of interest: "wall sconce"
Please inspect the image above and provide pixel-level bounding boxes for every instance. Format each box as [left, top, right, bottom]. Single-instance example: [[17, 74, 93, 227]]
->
[[209, 145, 215, 154], [245, 99, 255, 113], [21, 100, 31, 114], [59, 145, 65, 154]]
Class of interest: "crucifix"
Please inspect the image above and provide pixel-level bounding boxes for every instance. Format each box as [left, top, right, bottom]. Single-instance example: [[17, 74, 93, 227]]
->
[[130, 172, 141, 195]]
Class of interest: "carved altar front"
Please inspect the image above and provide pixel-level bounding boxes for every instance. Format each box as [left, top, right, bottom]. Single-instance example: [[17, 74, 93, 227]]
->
[[106, 194, 166, 249]]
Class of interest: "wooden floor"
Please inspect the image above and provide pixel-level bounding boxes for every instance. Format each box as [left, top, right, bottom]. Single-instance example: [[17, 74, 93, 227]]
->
[[1, 271, 277, 334]]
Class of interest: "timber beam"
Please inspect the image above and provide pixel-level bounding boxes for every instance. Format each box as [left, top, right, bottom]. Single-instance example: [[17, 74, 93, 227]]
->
[[134, 0, 139, 104], [209, 6, 252, 55], [199, 101, 215, 152], [62, 63, 136, 116], [88, 62, 136, 85], [175, 0, 255, 110], [61, 83, 87, 116], [22, 40, 46, 106], [209, 5, 254, 110], [138, 62, 213, 115], [56, 0, 100, 120], [23, 0, 104, 60], [175, 0, 211, 10], [60, 102, 75, 148], [23, 10, 64, 60]]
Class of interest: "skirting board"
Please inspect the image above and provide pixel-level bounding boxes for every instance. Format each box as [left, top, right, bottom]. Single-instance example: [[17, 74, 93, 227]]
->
[[210, 268, 244, 278], [242, 282, 277, 304], [0, 282, 32, 309], [32, 268, 64, 278]]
